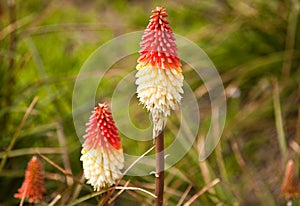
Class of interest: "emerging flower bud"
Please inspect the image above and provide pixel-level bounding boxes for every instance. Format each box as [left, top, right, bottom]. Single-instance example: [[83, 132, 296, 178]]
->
[[281, 160, 299, 199], [80, 103, 124, 191], [14, 156, 46, 203]]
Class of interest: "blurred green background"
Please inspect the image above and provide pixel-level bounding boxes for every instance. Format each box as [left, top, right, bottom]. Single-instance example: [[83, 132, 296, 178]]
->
[[0, 0, 300, 205]]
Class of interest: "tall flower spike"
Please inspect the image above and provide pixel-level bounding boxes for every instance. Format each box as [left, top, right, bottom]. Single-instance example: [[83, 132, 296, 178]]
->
[[135, 6, 184, 136], [80, 103, 124, 191], [14, 156, 46, 203]]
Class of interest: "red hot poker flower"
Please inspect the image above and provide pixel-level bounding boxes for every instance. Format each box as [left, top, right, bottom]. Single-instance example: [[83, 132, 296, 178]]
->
[[80, 103, 124, 191], [136, 7, 184, 136], [14, 156, 46, 203]]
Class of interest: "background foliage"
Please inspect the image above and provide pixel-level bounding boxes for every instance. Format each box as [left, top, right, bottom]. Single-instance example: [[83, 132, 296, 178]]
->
[[1, 0, 300, 205]]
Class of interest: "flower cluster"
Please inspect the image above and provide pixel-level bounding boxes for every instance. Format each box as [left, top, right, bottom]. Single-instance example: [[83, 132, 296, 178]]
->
[[80, 103, 124, 191], [14, 156, 46, 203], [135, 7, 184, 136]]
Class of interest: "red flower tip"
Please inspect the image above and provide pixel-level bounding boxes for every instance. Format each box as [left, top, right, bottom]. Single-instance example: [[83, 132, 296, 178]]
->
[[137, 6, 181, 70], [281, 160, 299, 198], [83, 102, 122, 151], [14, 156, 46, 203]]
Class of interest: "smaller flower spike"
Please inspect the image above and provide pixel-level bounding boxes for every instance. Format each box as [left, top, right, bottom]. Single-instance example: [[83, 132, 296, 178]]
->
[[281, 160, 299, 199], [80, 103, 124, 191], [14, 156, 46, 203], [136, 6, 184, 137]]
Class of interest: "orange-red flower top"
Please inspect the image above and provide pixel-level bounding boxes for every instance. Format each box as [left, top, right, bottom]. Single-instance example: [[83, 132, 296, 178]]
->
[[281, 160, 299, 198], [137, 6, 181, 71], [83, 103, 122, 151], [14, 156, 46, 203]]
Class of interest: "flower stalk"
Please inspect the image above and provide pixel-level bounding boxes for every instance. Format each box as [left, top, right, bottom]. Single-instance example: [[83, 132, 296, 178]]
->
[[155, 130, 164, 205]]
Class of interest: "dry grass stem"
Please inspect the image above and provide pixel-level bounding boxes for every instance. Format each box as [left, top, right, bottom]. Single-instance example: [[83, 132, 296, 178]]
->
[[56, 122, 73, 186], [176, 185, 192, 206], [108, 180, 130, 204], [183, 178, 220, 206], [114, 186, 157, 199]]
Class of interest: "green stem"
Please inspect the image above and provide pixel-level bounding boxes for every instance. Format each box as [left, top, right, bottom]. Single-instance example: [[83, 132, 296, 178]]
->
[[272, 79, 287, 158]]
